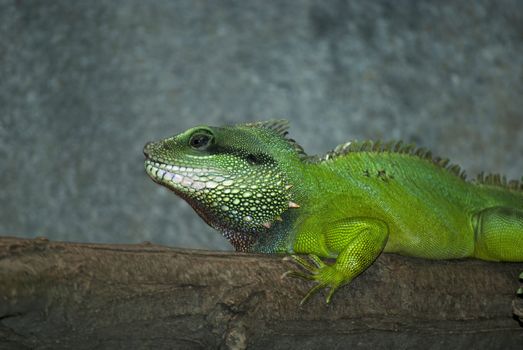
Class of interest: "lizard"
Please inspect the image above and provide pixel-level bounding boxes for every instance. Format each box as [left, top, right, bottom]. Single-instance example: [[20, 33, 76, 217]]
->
[[143, 120, 523, 304]]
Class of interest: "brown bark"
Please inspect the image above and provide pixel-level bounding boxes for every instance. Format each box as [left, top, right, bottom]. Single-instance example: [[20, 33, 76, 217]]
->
[[0, 236, 521, 349]]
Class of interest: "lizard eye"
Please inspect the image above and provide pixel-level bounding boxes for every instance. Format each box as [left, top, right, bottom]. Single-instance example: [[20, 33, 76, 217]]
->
[[246, 154, 260, 165], [189, 130, 213, 150]]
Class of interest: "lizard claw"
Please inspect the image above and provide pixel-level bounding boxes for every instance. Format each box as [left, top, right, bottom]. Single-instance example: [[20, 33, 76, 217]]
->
[[300, 283, 326, 306], [282, 254, 346, 305], [283, 254, 322, 271]]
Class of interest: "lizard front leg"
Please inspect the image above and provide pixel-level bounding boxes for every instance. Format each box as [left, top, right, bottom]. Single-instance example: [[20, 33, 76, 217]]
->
[[284, 217, 389, 304]]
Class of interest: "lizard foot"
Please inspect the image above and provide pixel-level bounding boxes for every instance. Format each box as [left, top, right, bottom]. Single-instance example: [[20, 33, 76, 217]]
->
[[282, 254, 348, 305]]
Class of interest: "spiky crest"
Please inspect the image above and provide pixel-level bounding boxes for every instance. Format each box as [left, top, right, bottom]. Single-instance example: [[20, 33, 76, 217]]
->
[[240, 120, 308, 158], [312, 139, 523, 192], [239, 121, 522, 192], [475, 172, 523, 191], [311, 139, 465, 176]]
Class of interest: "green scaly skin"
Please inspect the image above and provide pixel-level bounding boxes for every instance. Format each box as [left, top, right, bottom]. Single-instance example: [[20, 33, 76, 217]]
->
[[144, 120, 523, 304]]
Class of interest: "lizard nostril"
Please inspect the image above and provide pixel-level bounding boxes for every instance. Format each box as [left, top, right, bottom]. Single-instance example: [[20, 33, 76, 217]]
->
[[143, 142, 154, 157]]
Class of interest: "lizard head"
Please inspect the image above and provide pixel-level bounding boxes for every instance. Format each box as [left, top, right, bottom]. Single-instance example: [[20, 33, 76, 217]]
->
[[143, 120, 303, 251]]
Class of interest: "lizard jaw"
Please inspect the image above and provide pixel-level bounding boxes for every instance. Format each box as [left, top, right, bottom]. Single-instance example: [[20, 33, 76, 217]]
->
[[144, 158, 298, 245], [145, 159, 223, 192]]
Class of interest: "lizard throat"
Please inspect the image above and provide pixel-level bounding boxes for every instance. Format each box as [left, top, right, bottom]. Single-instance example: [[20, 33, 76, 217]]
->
[[144, 159, 294, 247]]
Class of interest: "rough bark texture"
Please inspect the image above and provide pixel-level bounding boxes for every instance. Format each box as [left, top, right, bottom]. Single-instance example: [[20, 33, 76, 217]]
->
[[0, 237, 521, 349]]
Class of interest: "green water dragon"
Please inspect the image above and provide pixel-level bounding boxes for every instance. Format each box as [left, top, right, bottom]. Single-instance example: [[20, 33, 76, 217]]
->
[[144, 120, 523, 304]]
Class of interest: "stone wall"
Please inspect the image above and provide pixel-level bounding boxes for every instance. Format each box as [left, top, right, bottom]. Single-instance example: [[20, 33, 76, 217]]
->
[[1, 0, 522, 249]]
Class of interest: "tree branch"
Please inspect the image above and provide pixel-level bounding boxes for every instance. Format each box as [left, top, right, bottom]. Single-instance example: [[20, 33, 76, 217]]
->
[[0, 236, 521, 349]]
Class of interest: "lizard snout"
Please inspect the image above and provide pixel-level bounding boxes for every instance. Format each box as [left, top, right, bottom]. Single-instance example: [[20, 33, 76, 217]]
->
[[143, 142, 155, 158]]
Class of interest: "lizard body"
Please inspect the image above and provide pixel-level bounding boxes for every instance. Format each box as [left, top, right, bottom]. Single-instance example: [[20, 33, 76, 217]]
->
[[144, 120, 523, 303]]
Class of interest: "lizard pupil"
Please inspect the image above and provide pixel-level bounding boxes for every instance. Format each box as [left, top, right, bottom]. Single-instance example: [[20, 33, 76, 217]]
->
[[189, 133, 212, 150], [246, 154, 259, 165]]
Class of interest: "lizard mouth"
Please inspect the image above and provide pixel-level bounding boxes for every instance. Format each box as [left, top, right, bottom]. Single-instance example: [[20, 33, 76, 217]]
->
[[144, 159, 229, 192]]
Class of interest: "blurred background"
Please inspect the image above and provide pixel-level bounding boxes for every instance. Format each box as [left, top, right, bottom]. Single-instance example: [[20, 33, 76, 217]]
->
[[1, 0, 522, 250]]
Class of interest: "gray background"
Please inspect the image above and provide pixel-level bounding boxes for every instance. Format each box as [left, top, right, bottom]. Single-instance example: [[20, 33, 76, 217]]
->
[[1, 0, 522, 251]]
